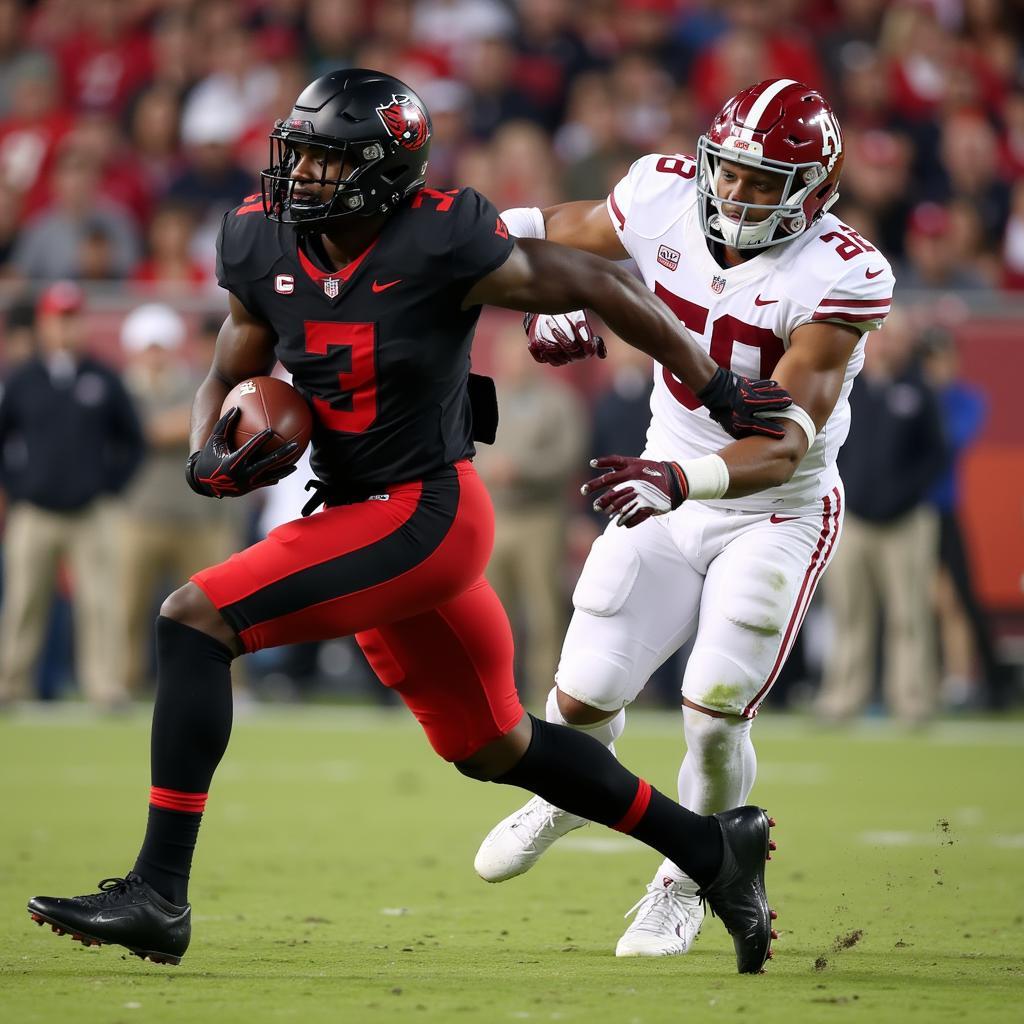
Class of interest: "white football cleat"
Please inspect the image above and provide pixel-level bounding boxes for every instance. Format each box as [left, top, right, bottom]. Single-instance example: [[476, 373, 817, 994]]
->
[[474, 796, 587, 882], [615, 874, 705, 957]]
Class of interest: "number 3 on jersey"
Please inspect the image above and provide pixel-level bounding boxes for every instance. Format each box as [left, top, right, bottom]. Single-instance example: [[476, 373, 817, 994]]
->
[[654, 284, 785, 410], [304, 321, 377, 433]]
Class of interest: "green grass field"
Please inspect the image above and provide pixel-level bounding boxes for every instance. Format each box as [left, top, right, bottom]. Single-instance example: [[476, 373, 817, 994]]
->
[[2, 706, 1022, 1024]]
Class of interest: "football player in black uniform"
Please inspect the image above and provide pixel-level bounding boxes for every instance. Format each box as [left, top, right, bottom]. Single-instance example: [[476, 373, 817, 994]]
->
[[28, 70, 786, 974]]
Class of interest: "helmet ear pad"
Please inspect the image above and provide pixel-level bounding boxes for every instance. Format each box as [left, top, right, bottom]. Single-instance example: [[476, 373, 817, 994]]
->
[[261, 69, 433, 229]]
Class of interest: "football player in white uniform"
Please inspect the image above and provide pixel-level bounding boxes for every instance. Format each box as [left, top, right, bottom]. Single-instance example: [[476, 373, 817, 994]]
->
[[474, 79, 895, 958]]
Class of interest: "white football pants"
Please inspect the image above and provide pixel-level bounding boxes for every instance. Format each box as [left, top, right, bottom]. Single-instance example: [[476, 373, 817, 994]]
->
[[557, 486, 844, 717]]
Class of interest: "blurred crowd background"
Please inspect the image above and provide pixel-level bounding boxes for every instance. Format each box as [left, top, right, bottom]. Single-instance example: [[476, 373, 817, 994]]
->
[[0, 0, 1021, 720]]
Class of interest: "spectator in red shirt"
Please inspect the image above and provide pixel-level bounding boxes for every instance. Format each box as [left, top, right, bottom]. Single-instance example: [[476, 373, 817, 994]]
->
[[131, 203, 209, 293], [54, 0, 152, 114], [688, 0, 824, 120], [0, 54, 76, 222]]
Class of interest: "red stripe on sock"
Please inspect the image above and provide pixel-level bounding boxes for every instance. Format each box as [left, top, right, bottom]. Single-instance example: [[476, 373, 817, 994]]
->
[[612, 778, 652, 833], [149, 786, 208, 814]]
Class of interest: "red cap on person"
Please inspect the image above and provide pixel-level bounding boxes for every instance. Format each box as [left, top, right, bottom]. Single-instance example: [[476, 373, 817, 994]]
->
[[908, 202, 951, 239], [37, 280, 85, 317]]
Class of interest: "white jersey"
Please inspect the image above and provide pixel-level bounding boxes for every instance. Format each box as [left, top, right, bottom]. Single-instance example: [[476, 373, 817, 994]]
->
[[607, 153, 895, 513]]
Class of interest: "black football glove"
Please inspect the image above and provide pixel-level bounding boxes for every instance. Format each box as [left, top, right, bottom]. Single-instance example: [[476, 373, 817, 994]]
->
[[697, 367, 792, 440], [186, 407, 298, 498], [581, 455, 688, 528], [524, 310, 607, 366]]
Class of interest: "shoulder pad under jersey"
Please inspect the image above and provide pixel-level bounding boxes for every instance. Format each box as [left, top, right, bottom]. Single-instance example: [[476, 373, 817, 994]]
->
[[608, 153, 699, 241], [216, 195, 288, 285]]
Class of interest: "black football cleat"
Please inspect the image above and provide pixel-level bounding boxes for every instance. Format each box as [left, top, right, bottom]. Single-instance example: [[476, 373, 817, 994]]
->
[[28, 873, 190, 965], [699, 807, 777, 974]]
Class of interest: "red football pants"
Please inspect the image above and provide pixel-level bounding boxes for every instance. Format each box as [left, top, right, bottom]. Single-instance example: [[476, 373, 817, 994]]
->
[[192, 461, 523, 760]]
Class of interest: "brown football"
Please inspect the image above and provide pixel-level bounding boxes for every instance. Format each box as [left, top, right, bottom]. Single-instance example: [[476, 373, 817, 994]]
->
[[221, 375, 313, 461]]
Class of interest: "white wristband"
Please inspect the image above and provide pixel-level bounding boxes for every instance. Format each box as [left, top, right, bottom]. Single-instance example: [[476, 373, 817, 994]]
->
[[499, 206, 546, 239], [678, 454, 730, 500], [761, 404, 818, 451]]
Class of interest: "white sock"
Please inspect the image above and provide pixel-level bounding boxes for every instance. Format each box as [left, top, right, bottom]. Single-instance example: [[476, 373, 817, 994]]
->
[[655, 707, 757, 889], [544, 686, 625, 756]]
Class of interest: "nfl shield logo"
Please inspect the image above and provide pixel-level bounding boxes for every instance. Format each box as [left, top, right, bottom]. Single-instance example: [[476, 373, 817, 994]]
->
[[324, 278, 340, 299], [711, 275, 727, 294]]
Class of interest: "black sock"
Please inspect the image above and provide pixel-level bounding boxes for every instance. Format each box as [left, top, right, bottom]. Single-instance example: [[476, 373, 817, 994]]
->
[[133, 616, 234, 904], [495, 715, 723, 888]]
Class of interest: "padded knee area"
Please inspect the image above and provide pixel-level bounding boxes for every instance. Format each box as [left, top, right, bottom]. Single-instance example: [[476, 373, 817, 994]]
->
[[555, 648, 636, 713]]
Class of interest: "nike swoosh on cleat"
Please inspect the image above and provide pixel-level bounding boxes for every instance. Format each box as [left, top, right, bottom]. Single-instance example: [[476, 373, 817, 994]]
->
[[864, 267, 884, 279], [754, 295, 778, 306], [769, 514, 799, 524], [372, 278, 402, 293]]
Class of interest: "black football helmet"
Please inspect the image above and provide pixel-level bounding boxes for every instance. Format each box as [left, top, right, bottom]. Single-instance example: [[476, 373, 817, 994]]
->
[[261, 68, 432, 229]]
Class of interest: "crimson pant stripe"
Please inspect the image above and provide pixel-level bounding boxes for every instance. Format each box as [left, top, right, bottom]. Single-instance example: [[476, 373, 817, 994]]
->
[[613, 778, 652, 833], [220, 468, 459, 635], [743, 488, 841, 716], [150, 786, 208, 813]]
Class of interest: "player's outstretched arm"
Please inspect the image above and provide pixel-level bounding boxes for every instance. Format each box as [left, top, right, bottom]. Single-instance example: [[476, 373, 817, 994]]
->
[[582, 320, 861, 523], [542, 200, 629, 258], [465, 238, 719, 396]]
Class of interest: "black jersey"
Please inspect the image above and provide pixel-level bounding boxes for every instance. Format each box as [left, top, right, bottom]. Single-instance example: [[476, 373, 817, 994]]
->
[[215, 187, 514, 491]]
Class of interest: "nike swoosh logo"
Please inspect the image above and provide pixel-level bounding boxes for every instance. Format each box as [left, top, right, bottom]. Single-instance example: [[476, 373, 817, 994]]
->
[[769, 514, 799, 524], [372, 278, 401, 293], [754, 295, 778, 306], [864, 267, 884, 279]]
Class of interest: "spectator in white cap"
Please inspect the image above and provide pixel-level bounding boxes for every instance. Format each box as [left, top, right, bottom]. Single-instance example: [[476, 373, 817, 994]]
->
[[164, 94, 254, 268], [115, 304, 242, 697]]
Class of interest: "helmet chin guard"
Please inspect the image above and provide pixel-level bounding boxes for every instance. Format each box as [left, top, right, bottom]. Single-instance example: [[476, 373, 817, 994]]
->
[[697, 78, 844, 252]]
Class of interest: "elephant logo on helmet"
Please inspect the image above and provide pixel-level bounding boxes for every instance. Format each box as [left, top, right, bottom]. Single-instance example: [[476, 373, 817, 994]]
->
[[376, 94, 430, 151]]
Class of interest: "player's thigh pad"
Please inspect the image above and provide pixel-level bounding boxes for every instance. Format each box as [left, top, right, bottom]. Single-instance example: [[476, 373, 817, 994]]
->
[[556, 517, 703, 711], [356, 577, 523, 762], [683, 491, 843, 717], [192, 462, 493, 652]]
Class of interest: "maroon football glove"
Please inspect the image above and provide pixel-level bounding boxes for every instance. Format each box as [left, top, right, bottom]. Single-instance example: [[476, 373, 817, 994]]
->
[[186, 407, 298, 498], [524, 310, 607, 366], [697, 367, 792, 440], [581, 455, 688, 528]]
